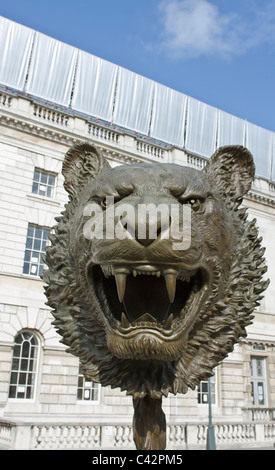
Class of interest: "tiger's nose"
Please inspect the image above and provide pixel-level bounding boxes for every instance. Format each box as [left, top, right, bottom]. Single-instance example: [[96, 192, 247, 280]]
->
[[122, 198, 171, 247]]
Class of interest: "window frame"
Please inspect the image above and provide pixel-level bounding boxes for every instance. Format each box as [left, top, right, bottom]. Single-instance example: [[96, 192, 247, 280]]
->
[[31, 168, 57, 199], [22, 224, 50, 277], [197, 373, 217, 406], [77, 366, 101, 404], [8, 330, 40, 402], [250, 356, 267, 407]]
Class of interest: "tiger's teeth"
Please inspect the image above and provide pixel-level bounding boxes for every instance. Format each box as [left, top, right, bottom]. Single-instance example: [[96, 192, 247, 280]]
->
[[121, 312, 130, 328], [164, 270, 177, 303], [163, 313, 173, 329], [114, 272, 127, 303], [101, 264, 112, 278]]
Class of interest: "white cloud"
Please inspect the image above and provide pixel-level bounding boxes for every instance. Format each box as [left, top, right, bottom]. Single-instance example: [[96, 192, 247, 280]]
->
[[158, 0, 275, 59]]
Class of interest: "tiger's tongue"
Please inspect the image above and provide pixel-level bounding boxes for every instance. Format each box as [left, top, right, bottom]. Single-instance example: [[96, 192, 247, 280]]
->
[[122, 275, 170, 323]]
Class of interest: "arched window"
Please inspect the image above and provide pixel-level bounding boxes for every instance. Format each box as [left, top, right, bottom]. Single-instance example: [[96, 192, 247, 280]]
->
[[9, 331, 39, 400]]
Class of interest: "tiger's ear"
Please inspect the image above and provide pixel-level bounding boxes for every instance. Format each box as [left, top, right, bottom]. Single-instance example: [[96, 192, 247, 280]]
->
[[203, 145, 255, 202], [62, 142, 111, 197]]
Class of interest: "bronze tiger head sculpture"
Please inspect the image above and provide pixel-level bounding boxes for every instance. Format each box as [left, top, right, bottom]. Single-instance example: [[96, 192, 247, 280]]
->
[[43, 142, 268, 399]]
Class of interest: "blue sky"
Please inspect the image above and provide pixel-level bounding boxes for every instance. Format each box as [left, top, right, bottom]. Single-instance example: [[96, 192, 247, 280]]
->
[[1, 0, 275, 132]]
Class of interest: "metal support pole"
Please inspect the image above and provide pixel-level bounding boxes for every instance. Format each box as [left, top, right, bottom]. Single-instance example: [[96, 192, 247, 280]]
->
[[206, 377, 216, 450]]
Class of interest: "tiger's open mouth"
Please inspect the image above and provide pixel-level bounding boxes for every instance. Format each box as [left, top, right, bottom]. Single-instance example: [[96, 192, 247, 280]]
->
[[88, 263, 210, 338]]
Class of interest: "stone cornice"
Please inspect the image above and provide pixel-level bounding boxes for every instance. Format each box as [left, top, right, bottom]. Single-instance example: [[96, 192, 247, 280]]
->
[[0, 112, 80, 146], [246, 190, 275, 208], [240, 338, 275, 348]]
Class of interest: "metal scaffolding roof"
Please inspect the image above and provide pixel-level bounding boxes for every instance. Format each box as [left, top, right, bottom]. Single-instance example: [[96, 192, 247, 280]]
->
[[0, 15, 274, 181]]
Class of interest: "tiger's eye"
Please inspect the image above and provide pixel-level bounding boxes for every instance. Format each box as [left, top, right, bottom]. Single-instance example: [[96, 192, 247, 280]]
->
[[189, 198, 201, 210], [101, 197, 113, 210]]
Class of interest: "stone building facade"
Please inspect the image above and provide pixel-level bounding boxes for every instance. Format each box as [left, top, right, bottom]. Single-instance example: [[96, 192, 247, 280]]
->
[[0, 90, 275, 450], [0, 17, 275, 450]]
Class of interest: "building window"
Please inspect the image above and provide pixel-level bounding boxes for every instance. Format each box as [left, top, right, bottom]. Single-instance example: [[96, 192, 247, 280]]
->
[[253, 344, 265, 351], [198, 376, 216, 404], [9, 331, 39, 400], [77, 366, 100, 402], [32, 168, 56, 198], [23, 224, 49, 276], [251, 356, 267, 406]]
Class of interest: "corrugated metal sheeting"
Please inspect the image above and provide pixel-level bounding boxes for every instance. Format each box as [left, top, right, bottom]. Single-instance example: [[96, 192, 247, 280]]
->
[[0, 16, 274, 181]]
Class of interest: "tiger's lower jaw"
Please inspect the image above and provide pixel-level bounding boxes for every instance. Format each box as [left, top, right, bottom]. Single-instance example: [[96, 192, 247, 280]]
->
[[106, 329, 187, 361]]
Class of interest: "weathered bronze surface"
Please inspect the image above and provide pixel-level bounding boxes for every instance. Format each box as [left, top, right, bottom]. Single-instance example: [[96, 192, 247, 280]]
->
[[43, 142, 269, 450], [133, 396, 166, 450]]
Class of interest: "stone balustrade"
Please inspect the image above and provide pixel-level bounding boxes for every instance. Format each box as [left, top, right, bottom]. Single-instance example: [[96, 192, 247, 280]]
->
[[136, 139, 166, 160], [0, 92, 12, 108], [87, 122, 120, 144], [245, 407, 275, 421], [1, 419, 274, 450], [34, 423, 101, 449], [33, 104, 69, 127], [186, 153, 207, 169]]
